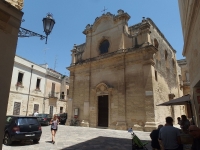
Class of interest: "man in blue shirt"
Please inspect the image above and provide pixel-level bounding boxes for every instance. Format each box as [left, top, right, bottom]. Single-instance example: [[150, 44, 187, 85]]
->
[[158, 117, 182, 150]]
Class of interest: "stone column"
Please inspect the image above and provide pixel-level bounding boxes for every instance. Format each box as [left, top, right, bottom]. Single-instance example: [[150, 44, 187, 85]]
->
[[0, 1, 23, 148]]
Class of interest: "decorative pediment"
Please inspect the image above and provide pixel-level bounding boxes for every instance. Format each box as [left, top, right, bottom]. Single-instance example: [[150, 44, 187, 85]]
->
[[93, 82, 113, 96], [83, 9, 130, 35]]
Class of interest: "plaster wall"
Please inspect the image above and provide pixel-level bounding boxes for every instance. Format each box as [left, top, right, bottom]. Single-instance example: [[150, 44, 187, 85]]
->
[[179, 0, 200, 126]]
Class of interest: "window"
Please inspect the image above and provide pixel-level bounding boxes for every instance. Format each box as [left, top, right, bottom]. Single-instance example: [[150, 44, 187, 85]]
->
[[60, 92, 65, 99], [17, 72, 24, 85], [99, 40, 109, 54], [165, 50, 169, 68], [155, 70, 158, 81], [60, 107, 63, 113], [36, 78, 41, 89], [172, 59, 176, 74], [165, 50, 168, 60], [17, 118, 39, 125], [67, 89, 69, 95], [13, 102, 21, 115], [33, 104, 39, 113], [154, 39, 159, 49], [49, 106, 53, 117], [51, 83, 55, 96]]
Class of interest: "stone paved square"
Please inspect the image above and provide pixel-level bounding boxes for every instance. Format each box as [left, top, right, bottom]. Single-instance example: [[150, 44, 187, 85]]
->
[[2, 125, 151, 150]]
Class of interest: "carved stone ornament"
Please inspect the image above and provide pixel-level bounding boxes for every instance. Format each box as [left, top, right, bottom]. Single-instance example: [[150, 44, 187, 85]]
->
[[94, 83, 113, 96], [5, 0, 24, 10]]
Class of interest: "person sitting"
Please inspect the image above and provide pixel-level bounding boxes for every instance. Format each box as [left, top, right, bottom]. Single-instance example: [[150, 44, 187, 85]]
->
[[150, 124, 163, 150], [188, 125, 200, 150]]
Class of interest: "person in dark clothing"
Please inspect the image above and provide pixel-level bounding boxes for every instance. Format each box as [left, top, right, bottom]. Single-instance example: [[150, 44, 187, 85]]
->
[[180, 115, 190, 133], [189, 125, 200, 150], [150, 124, 163, 150]]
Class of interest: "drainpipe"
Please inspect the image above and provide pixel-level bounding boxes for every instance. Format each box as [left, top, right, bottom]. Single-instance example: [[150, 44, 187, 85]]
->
[[43, 64, 48, 114], [26, 65, 34, 116]]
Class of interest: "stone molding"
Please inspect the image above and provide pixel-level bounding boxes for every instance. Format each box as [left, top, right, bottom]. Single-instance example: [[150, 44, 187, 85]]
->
[[5, 0, 24, 10]]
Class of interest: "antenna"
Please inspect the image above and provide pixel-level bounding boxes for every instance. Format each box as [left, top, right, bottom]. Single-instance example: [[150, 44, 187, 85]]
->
[[54, 55, 57, 70], [43, 48, 49, 63]]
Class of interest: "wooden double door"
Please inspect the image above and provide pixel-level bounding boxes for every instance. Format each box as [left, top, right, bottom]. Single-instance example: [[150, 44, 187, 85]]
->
[[98, 95, 108, 127]]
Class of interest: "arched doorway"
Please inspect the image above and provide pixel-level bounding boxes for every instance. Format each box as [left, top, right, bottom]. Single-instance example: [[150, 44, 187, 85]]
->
[[93, 82, 113, 128]]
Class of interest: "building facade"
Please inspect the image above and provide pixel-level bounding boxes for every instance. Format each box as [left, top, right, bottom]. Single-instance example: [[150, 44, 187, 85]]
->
[[178, 0, 200, 126], [67, 10, 186, 131], [7, 56, 69, 117]]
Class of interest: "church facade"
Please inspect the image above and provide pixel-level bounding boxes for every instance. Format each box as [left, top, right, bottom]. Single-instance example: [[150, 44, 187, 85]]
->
[[67, 10, 186, 131]]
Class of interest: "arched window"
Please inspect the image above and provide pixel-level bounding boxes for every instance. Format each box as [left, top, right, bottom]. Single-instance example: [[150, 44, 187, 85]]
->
[[99, 40, 109, 54]]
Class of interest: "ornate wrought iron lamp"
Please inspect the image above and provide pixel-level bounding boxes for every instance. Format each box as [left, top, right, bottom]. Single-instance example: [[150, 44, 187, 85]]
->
[[43, 13, 55, 44], [18, 13, 55, 44]]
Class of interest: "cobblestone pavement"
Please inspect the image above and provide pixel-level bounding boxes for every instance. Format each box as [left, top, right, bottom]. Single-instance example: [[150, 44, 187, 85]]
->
[[2, 125, 151, 150]]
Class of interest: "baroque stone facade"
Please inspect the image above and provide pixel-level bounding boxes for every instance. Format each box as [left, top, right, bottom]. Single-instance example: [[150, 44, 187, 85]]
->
[[67, 10, 186, 131]]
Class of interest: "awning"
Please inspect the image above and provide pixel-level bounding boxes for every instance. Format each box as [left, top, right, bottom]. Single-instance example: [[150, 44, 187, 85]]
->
[[157, 95, 191, 106]]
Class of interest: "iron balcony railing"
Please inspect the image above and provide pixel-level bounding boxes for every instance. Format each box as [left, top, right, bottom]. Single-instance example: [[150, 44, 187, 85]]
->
[[48, 92, 58, 98]]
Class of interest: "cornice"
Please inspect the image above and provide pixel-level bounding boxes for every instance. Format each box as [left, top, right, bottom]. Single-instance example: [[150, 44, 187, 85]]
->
[[67, 45, 156, 69], [146, 18, 176, 53]]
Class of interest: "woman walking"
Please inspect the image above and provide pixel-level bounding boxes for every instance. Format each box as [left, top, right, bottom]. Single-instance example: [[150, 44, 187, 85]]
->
[[50, 114, 59, 144]]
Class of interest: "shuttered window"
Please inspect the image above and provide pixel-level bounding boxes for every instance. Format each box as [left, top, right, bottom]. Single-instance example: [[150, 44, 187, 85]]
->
[[13, 102, 21, 115]]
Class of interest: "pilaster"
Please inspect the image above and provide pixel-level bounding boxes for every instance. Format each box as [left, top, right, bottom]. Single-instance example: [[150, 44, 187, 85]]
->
[[0, 1, 23, 149], [142, 48, 158, 131]]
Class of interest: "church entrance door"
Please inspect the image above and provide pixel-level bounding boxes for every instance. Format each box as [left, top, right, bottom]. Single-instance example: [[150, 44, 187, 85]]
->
[[98, 95, 108, 127]]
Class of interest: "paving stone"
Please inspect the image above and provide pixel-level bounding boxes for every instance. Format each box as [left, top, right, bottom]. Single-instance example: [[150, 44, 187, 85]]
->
[[2, 125, 151, 150]]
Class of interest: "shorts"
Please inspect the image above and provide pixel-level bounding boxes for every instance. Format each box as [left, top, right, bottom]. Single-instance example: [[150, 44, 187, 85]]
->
[[51, 128, 57, 131]]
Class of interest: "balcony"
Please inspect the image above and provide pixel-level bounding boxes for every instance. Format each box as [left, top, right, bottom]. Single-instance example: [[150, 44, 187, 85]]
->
[[48, 92, 59, 99], [60, 94, 65, 100]]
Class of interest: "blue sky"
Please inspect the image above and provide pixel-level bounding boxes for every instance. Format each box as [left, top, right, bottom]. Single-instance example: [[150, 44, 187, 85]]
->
[[17, 0, 184, 76]]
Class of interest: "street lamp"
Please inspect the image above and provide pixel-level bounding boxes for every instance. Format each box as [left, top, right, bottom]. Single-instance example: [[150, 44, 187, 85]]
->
[[43, 13, 55, 44], [18, 13, 55, 44]]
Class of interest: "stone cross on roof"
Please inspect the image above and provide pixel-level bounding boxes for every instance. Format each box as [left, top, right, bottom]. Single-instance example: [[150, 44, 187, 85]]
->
[[101, 6, 107, 14]]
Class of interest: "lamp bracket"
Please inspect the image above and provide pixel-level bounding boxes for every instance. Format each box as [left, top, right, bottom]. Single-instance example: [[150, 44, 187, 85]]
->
[[18, 27, 46, 40]]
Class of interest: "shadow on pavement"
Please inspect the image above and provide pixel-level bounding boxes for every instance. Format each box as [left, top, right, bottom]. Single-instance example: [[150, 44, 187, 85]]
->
[[60, 136, 150, 150], [7, 140, 39, 147], [45, 141, 52, 143]]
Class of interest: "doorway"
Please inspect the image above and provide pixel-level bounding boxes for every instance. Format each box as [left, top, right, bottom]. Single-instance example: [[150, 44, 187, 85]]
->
[[98, 95, 108, 127]]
